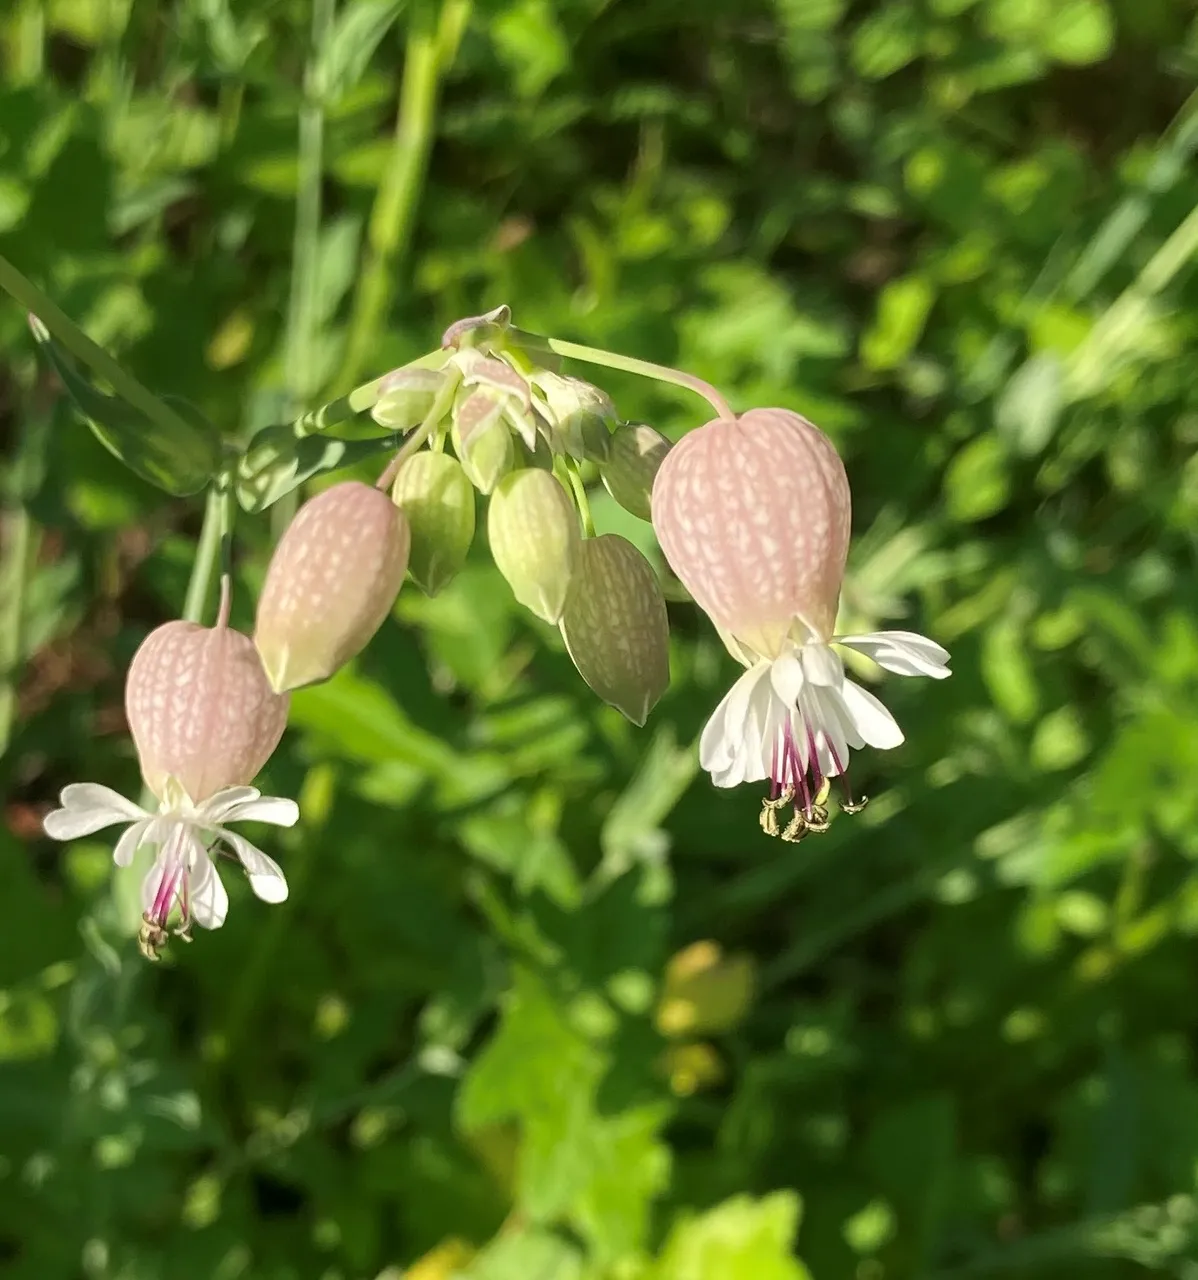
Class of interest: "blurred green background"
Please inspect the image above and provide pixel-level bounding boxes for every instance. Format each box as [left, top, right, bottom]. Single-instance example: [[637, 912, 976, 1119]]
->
[[4, 0, 1198, 1276]]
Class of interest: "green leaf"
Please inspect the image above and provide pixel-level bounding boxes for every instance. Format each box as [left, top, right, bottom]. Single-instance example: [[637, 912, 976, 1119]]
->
[[1041, 0, 1114, 64], [864, 1095, 956, 1272], [851, 5, 922, 79], [860, 275, 935, 370], [944, 435, 1011, 522], [311, 0, 406, 105], [491, 0, 571, 98], [982, 617, 1040, 724], [651, 1192, 811, 1280], [464, 1229, 584, 1280], [995, 352, 1063, 456], [32, 321, 220, 496], [234, 426, 403, 512], [458, 970, 669, 1258]]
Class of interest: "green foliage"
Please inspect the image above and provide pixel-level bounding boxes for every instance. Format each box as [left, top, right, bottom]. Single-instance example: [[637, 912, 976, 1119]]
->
[[5, 0, 1198, 1277]]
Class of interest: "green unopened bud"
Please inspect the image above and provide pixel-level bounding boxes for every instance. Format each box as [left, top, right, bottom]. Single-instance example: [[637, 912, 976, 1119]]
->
[[532, 371, 616, 461], [601, 423, 671, 521], [452, 390, 516, 494], [560, 534, 670, 725], [487, 469, 581, 623], [390, 451, 476, 596], [254, 481, 410, 692], [371, 367, 445, 430]]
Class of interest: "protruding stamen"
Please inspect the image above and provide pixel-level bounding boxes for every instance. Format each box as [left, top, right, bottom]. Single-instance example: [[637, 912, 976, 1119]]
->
[[780, 811, 807, 842], [760, 787, 792, 837], [138, 912, 168, 962], [805, 804, 831, 834]]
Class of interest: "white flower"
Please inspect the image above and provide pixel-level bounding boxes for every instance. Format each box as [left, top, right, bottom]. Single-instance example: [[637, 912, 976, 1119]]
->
[[700, 630, 950, 840], [43, 781, 298, 959]]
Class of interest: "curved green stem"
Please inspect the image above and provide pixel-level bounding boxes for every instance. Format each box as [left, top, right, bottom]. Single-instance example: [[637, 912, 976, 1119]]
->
[[526, 334, 734, 420], [375, 368, 461, 490], [0, 500, 31, 756], [337, 0, 473, 392], [183, 478, 235, 626], [561, 460, 595, 538]]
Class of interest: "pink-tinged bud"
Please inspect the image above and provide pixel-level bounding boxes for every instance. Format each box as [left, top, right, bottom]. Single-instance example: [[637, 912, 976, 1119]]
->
[[651, 408, 850, 656], [254, 481, 410, 692], [487, 469, 580, 623], [451, 392, 516, 494], [560, 534, 670, 726], [125, 621, 289, 803]]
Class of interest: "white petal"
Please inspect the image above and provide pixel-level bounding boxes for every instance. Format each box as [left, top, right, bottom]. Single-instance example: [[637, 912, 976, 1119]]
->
[[58, 782, 148, 818], [799, 642, 844, 688], [736, 675, 780, 786], [43, 783, 147, 841], [217, 831, 289, 905], [193, 786, 261, 823], [112, 820, 150, 867], [835, 630, 951, 679], [768, 651, 806, 707], [839, 679, 905, 750], [802, 686, 853, 776], [208, 795, 300, 829], [187, 846, 229, 929], [699, 663, 771, 783]]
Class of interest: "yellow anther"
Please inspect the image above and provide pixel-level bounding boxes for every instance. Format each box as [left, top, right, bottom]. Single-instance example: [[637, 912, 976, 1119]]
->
[[805, 805, 831, 834], [781, 813, 807, 843]]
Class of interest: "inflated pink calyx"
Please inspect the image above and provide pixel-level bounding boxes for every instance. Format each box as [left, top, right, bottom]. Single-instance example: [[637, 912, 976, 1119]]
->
[[651, 407, 850, 657], [125, 620, 289, 803]]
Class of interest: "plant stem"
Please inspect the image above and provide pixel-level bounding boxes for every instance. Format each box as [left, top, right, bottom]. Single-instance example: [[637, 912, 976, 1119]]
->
[[276, 0, 336, 538], [0, 503, 31, 757], [337, 0, 473, 392], [183, 483, 232, 626], [561, 460, 595, 537], [531, 334, 734, 420], [0, 254, 202, 448], [285, 0, 335, 413], [375, 367, 461, 490], [7, 0, 44, 85]]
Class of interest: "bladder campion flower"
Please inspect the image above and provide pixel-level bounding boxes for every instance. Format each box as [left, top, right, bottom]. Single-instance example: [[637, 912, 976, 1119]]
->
[[254, 480, 411, 692], [652, 407, 950, 839], [43, 592, 295, 959]]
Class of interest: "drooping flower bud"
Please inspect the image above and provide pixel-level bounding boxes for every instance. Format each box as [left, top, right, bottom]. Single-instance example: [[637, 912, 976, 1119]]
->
[[460, 355, 539, 449], [371, 367, 445, 430], [390, 451, 476, 596], [559, 534, 670, 725], [531, 371, 616, 461], [487, 469, 581, 623], [651, 408, 850, 658], [125, 620, 289, 803], [254, 481, 410, 692], [451, 391, 516, 494], [601, 423, 671, 521]]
